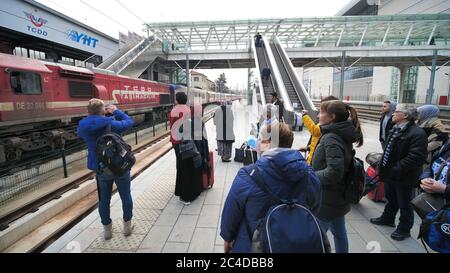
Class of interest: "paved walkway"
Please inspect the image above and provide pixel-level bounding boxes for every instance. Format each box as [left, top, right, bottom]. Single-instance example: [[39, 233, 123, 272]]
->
[[44, 107, 426, 253]]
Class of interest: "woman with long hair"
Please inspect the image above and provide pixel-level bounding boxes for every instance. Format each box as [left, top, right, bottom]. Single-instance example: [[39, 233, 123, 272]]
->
[[311, 100, 363, 253]]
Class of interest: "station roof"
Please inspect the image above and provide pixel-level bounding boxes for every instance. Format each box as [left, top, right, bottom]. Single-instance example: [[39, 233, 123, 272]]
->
[[145, 14, 450, 51]]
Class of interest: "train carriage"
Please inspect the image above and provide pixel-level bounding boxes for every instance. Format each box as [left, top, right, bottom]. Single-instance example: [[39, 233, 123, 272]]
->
[[0, 53, 243, 167]]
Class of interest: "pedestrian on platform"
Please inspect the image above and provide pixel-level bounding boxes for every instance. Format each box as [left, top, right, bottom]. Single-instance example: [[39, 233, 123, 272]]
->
[[77, 99, 134, 240], [311, 100, 364, 253], [379, 101, 396, 151], [417, 105, 448, 165], [270, 92, 284, 122], [371, 104, 428, 241], [258, 104, 279, 133], [420, 138, 450, 202], [170, 92, 204, 205], [214, 101, 235, 162], [300, 96, 339, 165], [220, 123, 322, 253]]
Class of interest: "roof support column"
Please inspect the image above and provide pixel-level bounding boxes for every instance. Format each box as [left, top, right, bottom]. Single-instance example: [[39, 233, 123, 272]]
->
[[426, 49, 438, 104], [339, 50, 346, 100], [398, 66, 408, 104], [186, 54, 190, 92]]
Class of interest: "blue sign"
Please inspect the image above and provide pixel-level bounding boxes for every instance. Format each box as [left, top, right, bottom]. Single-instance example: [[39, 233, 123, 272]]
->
[[67, 30, 99, 48]]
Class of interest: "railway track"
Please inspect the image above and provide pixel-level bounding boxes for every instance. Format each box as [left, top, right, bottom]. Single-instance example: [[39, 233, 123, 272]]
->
[[0, 107, 217, 253]]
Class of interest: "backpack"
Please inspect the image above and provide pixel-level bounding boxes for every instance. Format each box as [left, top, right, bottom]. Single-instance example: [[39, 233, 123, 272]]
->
[[418, 203, 450, 253], [343, 150, 366, 204], [328, 133, 366, 204], [243, 164, 330, 253], [96, 123, 136, 176]]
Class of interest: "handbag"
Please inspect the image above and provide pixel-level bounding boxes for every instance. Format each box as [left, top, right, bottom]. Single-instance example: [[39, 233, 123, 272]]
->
[[179, 140, 200, 160], [411, 192, 446, 219], [411, 157, 450, 219], [244, 148, 258, 166], [234, 142, 247, 163]]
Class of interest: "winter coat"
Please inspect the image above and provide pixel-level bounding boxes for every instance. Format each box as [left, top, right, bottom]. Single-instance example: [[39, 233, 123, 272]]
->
[[302, 114, 321, 165], [378, 121, 428, 187], [312, 120, 357, 221], [77, 110, 134, 171], [220, 149, 321, 253]]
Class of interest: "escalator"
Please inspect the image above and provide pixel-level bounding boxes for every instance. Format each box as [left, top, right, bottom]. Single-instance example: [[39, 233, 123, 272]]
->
[[254, 43, 278, 105], [96, 37, 165, 79], [270, 37, 318, 121], [97, 39, 142, 70]]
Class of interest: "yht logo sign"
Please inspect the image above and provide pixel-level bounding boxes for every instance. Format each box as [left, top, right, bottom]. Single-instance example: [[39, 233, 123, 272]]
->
[[67, 30, 99, 48], [24, 11, 48, 37]]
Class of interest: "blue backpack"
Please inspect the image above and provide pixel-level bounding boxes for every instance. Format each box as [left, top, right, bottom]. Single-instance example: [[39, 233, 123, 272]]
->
[[243, 164, 330, 253], [419, 202, 450, 253]]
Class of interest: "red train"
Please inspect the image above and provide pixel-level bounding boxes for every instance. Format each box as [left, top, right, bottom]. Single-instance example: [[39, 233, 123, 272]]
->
[[0, 53, 240, 166]]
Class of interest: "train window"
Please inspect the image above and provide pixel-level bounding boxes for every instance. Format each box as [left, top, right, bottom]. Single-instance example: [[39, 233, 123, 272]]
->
[[68, 81, 93, 97], [10, 71, 42, 94]]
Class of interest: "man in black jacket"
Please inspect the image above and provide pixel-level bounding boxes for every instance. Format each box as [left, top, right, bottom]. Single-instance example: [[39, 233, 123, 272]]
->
[[371, 104, 428, 241], [380, 101, 396, 150]]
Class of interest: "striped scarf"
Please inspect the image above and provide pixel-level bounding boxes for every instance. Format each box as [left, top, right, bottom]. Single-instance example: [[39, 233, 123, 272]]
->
[[381, 127, 402, 167]]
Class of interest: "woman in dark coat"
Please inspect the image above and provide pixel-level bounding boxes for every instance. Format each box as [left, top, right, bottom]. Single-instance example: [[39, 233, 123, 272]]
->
[[420, 138, 450, 201], [169, 94, 205, 205], [312, 100, 363, 253]]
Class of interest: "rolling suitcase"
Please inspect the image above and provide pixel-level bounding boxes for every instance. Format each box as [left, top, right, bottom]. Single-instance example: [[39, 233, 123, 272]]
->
[[203, 151, 215, 189], [366, 166, 385, 202]]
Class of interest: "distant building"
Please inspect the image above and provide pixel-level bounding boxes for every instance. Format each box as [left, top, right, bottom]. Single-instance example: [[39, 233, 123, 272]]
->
[[301, 0, 450, 104], [191, 71, 215, 91]]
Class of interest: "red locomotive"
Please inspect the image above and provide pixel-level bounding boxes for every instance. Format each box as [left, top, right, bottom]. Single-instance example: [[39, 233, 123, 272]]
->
[[0, 53, 238, 166]]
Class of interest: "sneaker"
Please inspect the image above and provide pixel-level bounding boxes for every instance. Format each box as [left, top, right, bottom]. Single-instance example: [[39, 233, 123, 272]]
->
[[370, 217, 396, 227], [391, 230, 411, 241], [179, 198, 191, 206]]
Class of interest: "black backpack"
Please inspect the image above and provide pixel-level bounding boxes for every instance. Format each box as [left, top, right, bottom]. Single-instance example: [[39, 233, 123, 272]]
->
[[96, 124, 136, 176], [343, 150, 366, 204]]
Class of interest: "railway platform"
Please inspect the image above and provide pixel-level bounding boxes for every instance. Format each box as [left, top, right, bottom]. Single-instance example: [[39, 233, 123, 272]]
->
[[42, 106, 426, 254]]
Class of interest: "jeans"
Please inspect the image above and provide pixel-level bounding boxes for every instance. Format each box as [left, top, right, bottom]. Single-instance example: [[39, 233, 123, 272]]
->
[[96, 170, 133, 226], [319, 217, 349, 253], [382, 182, 414, 233]]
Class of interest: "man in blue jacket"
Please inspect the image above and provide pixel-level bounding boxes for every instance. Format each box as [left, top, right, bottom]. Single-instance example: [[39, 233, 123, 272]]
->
[[220, 123, 321, 253], [77, 99, 134, 240]]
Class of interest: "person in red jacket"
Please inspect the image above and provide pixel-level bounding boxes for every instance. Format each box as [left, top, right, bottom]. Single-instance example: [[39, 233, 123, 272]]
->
[[169, 92, 203, 205]]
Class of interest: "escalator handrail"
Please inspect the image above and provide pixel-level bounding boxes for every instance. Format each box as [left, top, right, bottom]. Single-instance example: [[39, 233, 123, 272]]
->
[[273, 36, 318, 118], [260, 43, 278, 100], [261, 36, 293, 112], [251, 41, 266, 105], [271, 42, 300, 105]]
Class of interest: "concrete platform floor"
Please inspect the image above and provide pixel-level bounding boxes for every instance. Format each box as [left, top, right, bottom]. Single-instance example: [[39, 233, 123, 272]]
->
[[44, 106, 426, 253]]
